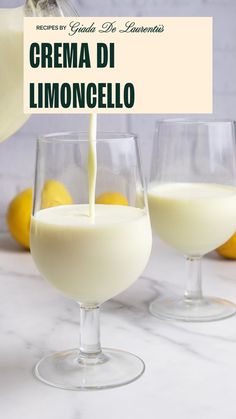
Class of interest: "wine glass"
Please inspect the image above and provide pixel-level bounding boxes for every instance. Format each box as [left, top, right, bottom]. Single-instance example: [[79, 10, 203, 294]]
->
[[30, 132, 152, 390], [148, 120, 236, 322]]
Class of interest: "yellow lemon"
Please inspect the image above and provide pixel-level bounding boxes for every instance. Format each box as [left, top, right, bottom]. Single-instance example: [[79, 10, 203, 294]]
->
[[7, 181, 73, 249], [41, 180, 73, 209], [95, 192, 128, 206], [7, 188, 32, 249], [217, 233, 236, 260]]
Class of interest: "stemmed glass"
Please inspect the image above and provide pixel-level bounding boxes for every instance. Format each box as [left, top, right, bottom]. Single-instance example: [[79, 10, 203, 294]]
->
[[148, 120, 236, 322], [30, 132, 152, 390]]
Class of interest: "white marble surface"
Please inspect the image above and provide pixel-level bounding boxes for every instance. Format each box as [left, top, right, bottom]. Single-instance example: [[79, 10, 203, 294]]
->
[[1, 232, 236, 419]]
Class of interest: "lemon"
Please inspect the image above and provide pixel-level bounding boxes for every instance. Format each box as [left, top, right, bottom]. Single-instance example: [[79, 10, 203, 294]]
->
[[217, 233, 236, 260], [7, 188, 32, 249], [7, 180, 73, 249], [41, 180, 73, 209], [95, 192, 129, 206]]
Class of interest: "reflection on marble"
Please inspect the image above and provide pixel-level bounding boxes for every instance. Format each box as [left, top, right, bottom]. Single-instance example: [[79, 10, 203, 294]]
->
[[1, 233, 236, 419]]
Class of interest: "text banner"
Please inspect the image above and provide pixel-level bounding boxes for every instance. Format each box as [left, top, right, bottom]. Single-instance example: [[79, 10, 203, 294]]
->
[[24, 17, 212, 113]]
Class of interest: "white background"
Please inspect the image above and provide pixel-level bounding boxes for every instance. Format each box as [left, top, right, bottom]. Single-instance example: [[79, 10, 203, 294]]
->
[[0, 0, 236, 228]]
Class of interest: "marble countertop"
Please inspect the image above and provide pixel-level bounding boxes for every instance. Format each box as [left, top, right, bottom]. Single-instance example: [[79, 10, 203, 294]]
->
[[1, 233, 236, 419]]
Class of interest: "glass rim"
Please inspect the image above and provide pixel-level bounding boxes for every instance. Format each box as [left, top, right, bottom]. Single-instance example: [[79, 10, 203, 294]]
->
[[156, 118, 234, 126], [37, 131, 137, 143]]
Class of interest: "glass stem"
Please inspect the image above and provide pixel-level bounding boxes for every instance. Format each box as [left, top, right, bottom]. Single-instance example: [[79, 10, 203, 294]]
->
[[184, 256, 203, 302], [79, 305, 102, 357]]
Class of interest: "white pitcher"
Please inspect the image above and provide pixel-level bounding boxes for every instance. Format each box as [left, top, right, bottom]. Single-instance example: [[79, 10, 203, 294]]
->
[[0, 1, 79, 143]]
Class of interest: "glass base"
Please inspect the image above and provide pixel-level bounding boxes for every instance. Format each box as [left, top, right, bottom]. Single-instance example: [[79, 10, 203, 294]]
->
[[149, 296, 236, 322], [34, 348, 145, 390]]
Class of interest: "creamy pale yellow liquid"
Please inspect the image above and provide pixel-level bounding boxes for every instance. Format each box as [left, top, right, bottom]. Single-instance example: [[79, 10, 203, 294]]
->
[[148, 183, 236, 256], [0, 7, 29, 142], [31, 204, 152, 304]]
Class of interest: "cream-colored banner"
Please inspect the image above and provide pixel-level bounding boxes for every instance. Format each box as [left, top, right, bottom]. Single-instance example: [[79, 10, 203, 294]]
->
[[24, 17, 212, 113]]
